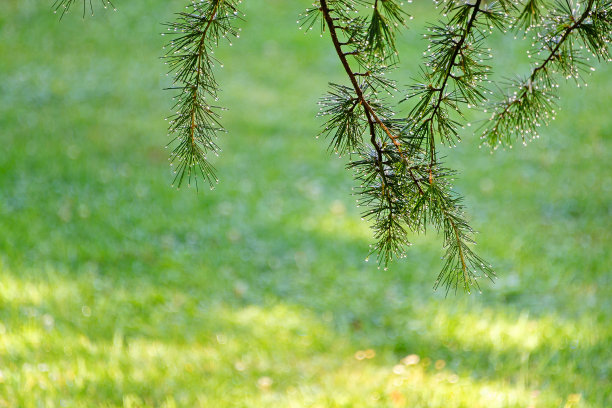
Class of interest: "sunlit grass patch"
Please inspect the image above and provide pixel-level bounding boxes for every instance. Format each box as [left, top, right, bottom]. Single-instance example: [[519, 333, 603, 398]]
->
[[1, 261, 608, 407]]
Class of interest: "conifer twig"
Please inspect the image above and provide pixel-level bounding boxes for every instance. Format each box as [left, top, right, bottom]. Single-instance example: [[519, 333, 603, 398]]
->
[[421, 0, 482, 163], [164, 0, 242, 189], [319, 0, 422, 193], [482, 0, 600, 147]]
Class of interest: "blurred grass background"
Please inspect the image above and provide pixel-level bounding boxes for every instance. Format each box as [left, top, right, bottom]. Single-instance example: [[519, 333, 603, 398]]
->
[[0, 1, 611, 407]]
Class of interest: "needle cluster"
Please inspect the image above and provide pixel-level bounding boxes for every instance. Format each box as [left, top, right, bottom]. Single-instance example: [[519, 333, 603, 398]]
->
[[481, 0, 612, 148], [163, 0, 243, 190], [306, 0, 510, 293], [52, 0, 115, 18]]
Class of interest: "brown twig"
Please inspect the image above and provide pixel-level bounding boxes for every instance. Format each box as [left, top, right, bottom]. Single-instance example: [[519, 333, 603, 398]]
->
[[319, 0, 423, 194]]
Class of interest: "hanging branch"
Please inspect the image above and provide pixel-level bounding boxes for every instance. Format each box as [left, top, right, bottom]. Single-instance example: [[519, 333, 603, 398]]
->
[[399, 0, 509, 291], [424, 0, 482, 161], [405, 0, 515, 158], [320, 0, 406, 266], [316, 0, 422, 265], [163, 0, 242, 189], [481, 0, 611, 148], [312, 0, 496, 292]]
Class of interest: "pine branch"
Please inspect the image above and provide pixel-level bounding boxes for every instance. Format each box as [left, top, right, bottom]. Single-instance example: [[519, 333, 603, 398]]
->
[[318, 0, 427, 265], [481, 0, 602, 148], [429, 0, 481, 159], [406, 0, 486, 161], [319, 0, 402, 193], [320, 1, 398, 257], [319, 1, 413, 165], [164, 0, 242, 190], [315, 0, 496, 291]]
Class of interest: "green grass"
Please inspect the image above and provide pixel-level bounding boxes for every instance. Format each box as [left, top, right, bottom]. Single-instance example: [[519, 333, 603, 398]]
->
[[1, 1, 611, 407]]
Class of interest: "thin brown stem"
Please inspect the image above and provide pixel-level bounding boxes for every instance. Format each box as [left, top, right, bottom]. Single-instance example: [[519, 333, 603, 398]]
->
[[320, 0, 386, 181], [320, 0, 423, 195]]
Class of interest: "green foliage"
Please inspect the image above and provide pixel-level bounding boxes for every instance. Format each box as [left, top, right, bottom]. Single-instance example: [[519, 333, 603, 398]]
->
[[311, 0, 610, 292], [481, 0, 612, 148], [47, 0, 611, 293], [2, 1, 612, 406], [164, 0, 243, 189]]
